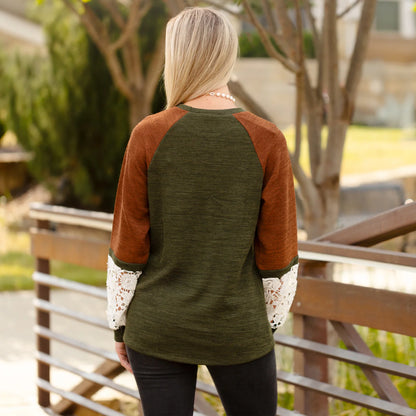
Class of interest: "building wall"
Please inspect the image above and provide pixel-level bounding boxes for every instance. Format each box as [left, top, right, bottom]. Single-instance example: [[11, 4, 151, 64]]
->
[[234, 58, 416, 128]]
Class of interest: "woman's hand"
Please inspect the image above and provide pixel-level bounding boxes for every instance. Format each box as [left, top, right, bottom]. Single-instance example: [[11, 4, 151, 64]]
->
[[115, 342, 133, 373]]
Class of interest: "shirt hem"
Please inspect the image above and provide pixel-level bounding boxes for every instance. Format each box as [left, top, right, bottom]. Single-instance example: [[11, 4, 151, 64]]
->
[[123, 338, 275, 366]]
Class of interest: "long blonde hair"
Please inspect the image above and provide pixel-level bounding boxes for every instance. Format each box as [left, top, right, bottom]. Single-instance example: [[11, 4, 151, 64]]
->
[[164, 7, 239, 109]]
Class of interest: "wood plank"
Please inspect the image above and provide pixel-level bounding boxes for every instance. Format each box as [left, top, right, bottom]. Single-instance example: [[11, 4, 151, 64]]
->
[[30, 202, 113, 231], [38, 379, 124, 416], [316, 201, 416, 246], [36, 280, 50, 408], [31, 229, 108, 270], [275, 334, 416, 380], [330, 322, 409, 405], [276, 408, 306, 416], [196, 380, 219, 396], [292, 277, 416, 337], [51, 359, 125, 415], [194, 392, 219, 416], [276, 371, 414, 416], [35, 325, 117, 363], [35, 224, 51, 409], [38, 352, 137, 398], [33, 272, 106, 299], [299, 240, 416, 268], [35, 299, 108, 329]]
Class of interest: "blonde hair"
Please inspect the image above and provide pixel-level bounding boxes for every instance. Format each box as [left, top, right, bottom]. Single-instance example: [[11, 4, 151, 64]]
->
[[164, 7, 239, 109]]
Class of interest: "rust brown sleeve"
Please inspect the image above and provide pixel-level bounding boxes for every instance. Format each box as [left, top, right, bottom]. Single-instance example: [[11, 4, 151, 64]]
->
[[110, 107, 187, 269], [109, 123, 150, 269], [234, 112, 298, 277]]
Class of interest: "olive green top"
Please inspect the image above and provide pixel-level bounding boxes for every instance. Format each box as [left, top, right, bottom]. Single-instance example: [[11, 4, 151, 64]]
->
[[109, 104, 298, 365]]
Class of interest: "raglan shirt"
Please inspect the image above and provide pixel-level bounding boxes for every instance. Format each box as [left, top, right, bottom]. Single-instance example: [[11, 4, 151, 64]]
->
[[106, 104, 298, 366]]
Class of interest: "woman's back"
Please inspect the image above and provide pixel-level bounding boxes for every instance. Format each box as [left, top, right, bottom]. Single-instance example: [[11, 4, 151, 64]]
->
[[110, 103, 297, 365]]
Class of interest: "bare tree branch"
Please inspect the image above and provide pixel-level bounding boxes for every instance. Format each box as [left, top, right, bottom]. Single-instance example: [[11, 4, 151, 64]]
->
[[228, 76, 273, 121], [98, 0, 125, 28], [305, 0, 320, 61], [290, 154, 323, 223], [324, 0, 341, 122], [63, 0, 133, 100], [63, 0, 109, 51], [186, 0, 244, 19], [338, 0, 362, 19], [110, 0, 150, 52], [261, 0, 277, 34], [122, 35, 144, 90], [345, 0, 377, 100], [273, 0, 297, 59], [144, 30, 167, 103], [316, 0, 342, 185], [293, 0, 304, 163], [241, 0, 299, 73]]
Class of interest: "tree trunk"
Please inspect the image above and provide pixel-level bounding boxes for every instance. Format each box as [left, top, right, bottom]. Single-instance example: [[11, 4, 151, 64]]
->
[[128, 89, 153, 129], [301, 118, 349, 239]]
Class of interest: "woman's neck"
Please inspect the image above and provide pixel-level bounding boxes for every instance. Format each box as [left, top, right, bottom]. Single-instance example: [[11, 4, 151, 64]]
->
[[183, 86, 237, 109]]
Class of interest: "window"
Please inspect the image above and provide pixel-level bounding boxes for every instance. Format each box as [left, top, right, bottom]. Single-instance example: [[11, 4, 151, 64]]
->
[[374, 0, 400, 32]]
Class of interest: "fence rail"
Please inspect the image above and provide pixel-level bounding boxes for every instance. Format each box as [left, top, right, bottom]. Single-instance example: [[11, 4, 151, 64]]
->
[[30, 202, 416, 416]]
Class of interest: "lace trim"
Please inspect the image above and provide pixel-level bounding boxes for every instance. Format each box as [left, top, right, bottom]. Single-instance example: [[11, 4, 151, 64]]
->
[[263, 264, 298, 329], [106, 255, 142, 330]]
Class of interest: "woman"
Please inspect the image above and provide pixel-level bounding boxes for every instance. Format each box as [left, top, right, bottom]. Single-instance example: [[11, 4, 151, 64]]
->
[[106, 7, 298, 416]]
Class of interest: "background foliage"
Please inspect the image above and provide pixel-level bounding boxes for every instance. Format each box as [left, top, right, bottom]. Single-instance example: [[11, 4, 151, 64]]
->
[[239, 30, 315, 59], [1, 1, 166, 211]]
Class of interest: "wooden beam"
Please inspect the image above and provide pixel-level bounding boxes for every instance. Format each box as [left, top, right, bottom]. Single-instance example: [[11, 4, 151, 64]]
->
[[275, 334, 416, 380], [299, 240, 416, 268], [31, 229, 109, 270], [30, 202, 113, 231], [316, 202, 416, 246], [292, 277, 416, 337], [38, 379, 124, 416], [52, 359, 125, 415], [194, 392, 219, 416], [330, 321, 409, 405], [35, 219, 51, 408], [277, 371, 414, 416]]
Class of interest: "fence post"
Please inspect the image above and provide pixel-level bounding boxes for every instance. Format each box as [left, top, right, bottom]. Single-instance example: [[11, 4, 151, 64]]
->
[[34, 219, 51, 408], [293, 261, 329, 416]]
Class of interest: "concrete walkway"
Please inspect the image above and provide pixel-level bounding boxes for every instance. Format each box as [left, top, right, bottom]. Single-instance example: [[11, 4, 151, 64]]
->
[[0, 291, 50, 415], [0, 290, 133, 416]]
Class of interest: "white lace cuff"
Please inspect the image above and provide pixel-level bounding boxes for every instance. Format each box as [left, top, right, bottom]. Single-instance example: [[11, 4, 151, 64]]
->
[[263, 264, 298, 330], [106, 255, 142, 330]]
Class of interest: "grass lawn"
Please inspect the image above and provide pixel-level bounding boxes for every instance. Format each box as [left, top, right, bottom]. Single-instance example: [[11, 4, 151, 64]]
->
[[283, 125, 416, 176], [0, 251, 106, 291]]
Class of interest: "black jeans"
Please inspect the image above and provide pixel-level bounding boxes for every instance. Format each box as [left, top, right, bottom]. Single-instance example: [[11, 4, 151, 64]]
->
[[126, 347, 277, 416]]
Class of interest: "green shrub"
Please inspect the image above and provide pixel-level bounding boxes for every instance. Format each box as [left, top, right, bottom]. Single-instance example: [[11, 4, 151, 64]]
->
[[2, 2, 158, 211], [239, 31, 315, 59]]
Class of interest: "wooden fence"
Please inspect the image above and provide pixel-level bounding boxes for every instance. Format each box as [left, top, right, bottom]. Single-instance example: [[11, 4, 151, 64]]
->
[[30, 201, 416, 416]]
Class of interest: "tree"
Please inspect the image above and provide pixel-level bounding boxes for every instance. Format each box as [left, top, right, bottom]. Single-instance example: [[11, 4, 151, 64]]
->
[[53, 0, 169, 128], [3, 2, 130, 210], [55, 0, 272, 126], [200, 0, 377, 238], [54, 0, 213, 128]]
